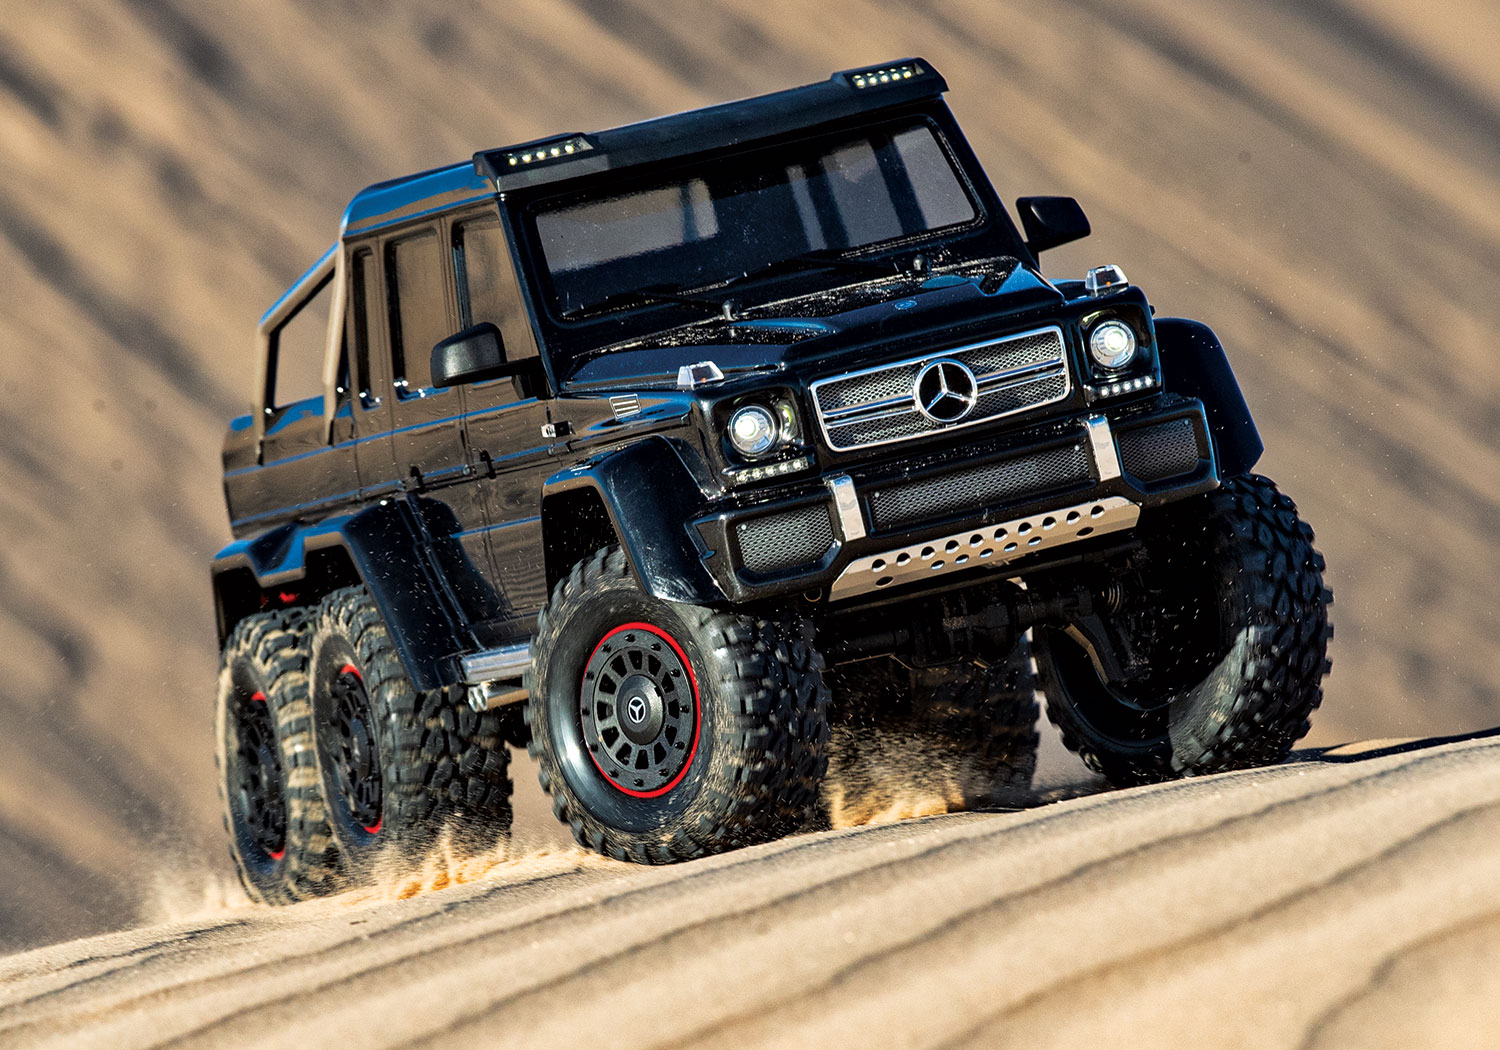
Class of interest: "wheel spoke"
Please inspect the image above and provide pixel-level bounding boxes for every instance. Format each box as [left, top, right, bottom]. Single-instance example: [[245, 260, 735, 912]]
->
[[580, 623, 698, 794]]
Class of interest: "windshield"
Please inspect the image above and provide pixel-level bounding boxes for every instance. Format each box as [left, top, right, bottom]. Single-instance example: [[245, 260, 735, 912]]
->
[[531, 119, 979, 319]]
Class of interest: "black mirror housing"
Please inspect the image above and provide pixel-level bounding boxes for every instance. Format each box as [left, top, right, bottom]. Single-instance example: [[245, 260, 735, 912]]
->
[[1016, 196, 1091, 256], [431, 323, 508, 387]]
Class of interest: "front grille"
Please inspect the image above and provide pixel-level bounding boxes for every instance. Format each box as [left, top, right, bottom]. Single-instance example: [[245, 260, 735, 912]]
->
[[810, 327, 1072, 452], [735, 504, 836, 576], [1118, 419, 1201, 481], [868, 442, 1094, 530]]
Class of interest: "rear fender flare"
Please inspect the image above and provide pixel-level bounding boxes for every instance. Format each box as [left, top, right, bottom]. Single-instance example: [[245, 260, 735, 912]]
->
[[211, 499, 479, 692]]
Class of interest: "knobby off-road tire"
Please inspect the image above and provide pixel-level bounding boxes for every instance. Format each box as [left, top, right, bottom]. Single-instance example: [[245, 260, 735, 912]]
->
[[525, 548, 831, 863], [215, 610, 341, 904], [1035, 473, 1332, 786], [307, 586, 513, 880], [822, 642, 1040, 826]]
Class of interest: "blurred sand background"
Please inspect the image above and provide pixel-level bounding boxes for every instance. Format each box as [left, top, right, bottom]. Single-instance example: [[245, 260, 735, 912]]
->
[[1, 0, 1498, 954]]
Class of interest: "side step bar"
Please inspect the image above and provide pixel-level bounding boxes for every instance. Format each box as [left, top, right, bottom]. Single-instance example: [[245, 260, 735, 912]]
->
[[460, 643, 532, 712]]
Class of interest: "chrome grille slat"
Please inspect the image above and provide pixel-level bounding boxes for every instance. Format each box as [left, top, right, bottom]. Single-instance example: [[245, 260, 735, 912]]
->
[[810, 326, 1072, 452]]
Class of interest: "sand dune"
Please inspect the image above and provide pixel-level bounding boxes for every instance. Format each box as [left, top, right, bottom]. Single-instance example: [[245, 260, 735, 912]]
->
[[0, 0, 1498, 967], [3, 734, 1499, 1048]]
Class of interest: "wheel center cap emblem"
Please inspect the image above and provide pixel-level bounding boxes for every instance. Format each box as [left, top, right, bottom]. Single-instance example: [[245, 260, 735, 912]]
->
[[626, 696, 648, 724], [913, 359, 979, 424]]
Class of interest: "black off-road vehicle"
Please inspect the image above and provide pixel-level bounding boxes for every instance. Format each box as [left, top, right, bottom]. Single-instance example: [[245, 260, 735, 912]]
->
[[212, 60, 1331, 899]]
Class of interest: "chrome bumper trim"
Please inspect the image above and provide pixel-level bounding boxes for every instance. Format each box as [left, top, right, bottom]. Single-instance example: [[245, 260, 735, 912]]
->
[[1084, 415, 1122, 482], [825, 473, 866, 542], [827, 496, 1141, 602]]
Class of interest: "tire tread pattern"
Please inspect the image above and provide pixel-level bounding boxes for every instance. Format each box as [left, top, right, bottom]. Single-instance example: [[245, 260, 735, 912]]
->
[[525, 548, 831, 864]]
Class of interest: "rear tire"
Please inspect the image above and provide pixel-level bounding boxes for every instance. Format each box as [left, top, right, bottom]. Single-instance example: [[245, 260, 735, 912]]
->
[[307, 586, 514, 881], [525, 548, 830, 863], [1035, 474, 1332, 785], [215, 610, 341, 904]]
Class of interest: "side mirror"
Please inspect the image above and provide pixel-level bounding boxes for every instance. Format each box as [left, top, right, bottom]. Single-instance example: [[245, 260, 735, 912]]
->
[[1015, 196, 1091, 256], [431, 323, 509, 387]]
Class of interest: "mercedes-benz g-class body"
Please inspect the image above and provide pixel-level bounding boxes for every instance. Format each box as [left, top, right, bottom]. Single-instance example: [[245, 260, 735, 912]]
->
[[211, 60, 1331, 892]]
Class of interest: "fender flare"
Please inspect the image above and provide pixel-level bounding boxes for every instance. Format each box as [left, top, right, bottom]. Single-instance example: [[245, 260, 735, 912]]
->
[[542, 436, 726, 606], [1155, 318, 1264, 477], [210, 497, 488, 692]]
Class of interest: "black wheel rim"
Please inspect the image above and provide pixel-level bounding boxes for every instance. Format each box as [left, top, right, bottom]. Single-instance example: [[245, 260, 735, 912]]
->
[[580, 623, 698, 797], [330, 664, 383, 832], [234, 689, 287, 860]]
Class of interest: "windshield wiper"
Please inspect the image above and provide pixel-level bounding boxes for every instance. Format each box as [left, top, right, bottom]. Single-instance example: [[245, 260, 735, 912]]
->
[[559, 285, 728, 321], [704, 248, 903, 294]]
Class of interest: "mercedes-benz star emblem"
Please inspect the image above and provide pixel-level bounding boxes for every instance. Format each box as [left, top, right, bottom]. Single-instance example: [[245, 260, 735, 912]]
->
[[626, 696, 648, 724], [913, 359, 979, 424]]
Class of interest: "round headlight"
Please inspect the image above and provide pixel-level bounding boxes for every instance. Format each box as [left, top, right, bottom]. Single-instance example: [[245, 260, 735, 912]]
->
[[728, 404, 780, 457], [1089, 320, 1138, 369]]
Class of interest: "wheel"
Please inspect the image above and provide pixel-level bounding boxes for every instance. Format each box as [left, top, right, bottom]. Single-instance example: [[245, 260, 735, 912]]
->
[[1034, 473, 1332, 785], [215, 610, 341, 904], [307, 586, 514, 880], [822, 641, 1039, 827], [524, 547, 831, 863]]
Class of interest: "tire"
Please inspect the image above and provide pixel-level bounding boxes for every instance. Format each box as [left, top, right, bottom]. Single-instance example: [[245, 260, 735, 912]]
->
[[215, 610, 341, 904], [1035, 473, 1332, 786], [524, 548, 831, 863], [822, 642, 1039, 827], [307, 586, 514, 880]]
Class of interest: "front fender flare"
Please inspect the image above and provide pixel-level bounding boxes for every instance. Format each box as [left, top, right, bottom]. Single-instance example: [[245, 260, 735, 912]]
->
[[543, 436, 726, 606], [1155, 318, 1264, 477]]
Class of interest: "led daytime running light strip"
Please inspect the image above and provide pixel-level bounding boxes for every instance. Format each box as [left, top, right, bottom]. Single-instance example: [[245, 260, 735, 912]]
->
[[1090, 375, 1158, 398], [730, 455, 813, 483]]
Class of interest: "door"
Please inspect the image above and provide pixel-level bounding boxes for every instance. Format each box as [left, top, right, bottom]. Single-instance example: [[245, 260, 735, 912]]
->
[[449, 211, 552, 635], [348, 227, 505, 631]]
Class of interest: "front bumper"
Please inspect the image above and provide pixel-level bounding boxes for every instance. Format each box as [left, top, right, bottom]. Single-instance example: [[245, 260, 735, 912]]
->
[[692, 395, 1218, 604]]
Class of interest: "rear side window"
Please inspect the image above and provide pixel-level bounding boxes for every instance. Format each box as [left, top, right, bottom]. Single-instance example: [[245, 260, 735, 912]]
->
[[350, 248, 381, 408], [385, 231, 449, 398], [271, 276, 332, 410]]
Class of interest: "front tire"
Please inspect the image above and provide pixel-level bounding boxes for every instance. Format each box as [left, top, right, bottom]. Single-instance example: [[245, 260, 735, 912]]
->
[[1035, 474, 1332, 785], [307, 587, 514, 880], [525, 548, 831, 863]]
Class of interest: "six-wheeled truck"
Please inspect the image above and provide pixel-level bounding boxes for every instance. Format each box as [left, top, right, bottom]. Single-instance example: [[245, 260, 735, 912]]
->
[[212, 59, 1331, 901]]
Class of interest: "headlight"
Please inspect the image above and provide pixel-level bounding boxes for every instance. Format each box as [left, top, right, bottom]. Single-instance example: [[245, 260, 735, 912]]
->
[[728, 404, 780, 457], [1089, 320, 1138, 369]]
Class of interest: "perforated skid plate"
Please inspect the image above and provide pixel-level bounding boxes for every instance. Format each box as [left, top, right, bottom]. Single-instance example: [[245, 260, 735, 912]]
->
[[828, 496, 1141, 602], [736, 503, 836, 575]]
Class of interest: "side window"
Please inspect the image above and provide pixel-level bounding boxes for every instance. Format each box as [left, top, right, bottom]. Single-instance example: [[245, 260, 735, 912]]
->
[[350, 248, 382, 409], [271, 275, 332, 410], [452, 216, 535, 360], [385, 230, 450, 398]]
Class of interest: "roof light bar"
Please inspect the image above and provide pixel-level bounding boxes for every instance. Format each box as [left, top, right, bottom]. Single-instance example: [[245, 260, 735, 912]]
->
[[849, 62, 925, 89], [504, 135, 593, 168]]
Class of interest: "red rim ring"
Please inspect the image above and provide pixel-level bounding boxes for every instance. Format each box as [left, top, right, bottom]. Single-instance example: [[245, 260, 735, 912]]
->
[[580, 622, 701, 798]]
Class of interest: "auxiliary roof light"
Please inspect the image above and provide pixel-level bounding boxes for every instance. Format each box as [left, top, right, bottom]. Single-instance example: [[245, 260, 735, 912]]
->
[[850, 62, 924, 89], [504, 135, 593, 168]]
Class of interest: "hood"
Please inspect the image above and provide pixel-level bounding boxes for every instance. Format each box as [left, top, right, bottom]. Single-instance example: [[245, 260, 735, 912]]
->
[[564, 258, 1068, 389]]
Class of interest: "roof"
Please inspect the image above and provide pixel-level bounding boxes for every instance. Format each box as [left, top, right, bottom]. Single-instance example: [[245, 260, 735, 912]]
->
[[335, 59, 946, 239], [474, 58, 947, 190]]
